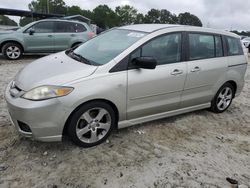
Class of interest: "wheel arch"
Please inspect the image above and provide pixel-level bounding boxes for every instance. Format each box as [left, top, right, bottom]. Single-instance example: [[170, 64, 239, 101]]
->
[[227, 80, 237, 97], [0, 40, 24, 53], [62, 98, 119, 137]]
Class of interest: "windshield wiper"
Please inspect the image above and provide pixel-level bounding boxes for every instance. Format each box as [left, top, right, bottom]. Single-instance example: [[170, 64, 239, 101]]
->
[[71, 52, 92, 65], [66, 49, 99, 66]]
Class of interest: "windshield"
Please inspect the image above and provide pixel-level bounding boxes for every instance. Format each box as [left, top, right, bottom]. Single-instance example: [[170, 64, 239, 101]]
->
[[73, 29, 147, 65]]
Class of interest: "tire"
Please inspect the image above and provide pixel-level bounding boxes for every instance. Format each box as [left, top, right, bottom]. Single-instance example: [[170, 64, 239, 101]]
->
[[67, 101, 116, 147], [2, 42, 23, 60], [210, 83, 235, 113]]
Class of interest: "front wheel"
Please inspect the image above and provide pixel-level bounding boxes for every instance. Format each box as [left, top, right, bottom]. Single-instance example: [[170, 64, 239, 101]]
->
[[2, 42, 23, 60], [210, 83, 235, 113], [67, 101, 116, 147]]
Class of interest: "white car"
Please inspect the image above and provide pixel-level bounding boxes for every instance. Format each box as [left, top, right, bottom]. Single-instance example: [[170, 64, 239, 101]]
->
[[5, 24, 248, 147]]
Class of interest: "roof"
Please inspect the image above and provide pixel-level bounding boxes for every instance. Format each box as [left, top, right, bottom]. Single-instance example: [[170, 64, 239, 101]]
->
[[119, 24, 239, 38], [64, 15, 91, 25], [119, 24, 181, 33]]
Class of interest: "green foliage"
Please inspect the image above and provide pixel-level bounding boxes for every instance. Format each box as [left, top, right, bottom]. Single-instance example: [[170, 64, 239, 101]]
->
[[19, 17, 34, 27], [29, 0, 66, 14], [92, 5, 119, 29], [23, 0, 204, 28], [178, 12, 202, 26], [0, 15, 18, 26], [115, 5, 138, 25], [134, 13, 145, 24]]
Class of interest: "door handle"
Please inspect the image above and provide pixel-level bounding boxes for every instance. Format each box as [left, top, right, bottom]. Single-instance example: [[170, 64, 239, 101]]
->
[[70, 34, 76, 37], [191, 66, 201, 72], [171, 69, 183, 75], [47, 35, 53, 38]]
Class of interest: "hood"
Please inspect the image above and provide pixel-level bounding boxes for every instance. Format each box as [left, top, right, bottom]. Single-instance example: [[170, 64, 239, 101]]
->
[[14, 52, 98, 91]]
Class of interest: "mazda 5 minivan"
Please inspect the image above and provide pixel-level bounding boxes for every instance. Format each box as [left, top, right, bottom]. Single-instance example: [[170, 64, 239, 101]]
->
[[0, 19, 94, 60], [5, 24, 247, 147]]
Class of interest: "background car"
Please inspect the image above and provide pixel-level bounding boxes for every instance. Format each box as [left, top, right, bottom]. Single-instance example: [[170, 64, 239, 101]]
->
[[0, 19, 95, 60], [241, 37, 250, 52]]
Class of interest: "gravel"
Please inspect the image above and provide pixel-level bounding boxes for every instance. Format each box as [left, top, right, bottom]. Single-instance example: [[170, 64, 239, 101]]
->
[[0, 54, 250, 188]]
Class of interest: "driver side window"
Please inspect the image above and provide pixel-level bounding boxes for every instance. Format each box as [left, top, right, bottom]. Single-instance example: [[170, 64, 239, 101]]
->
[[26, 21, 54, 33], [130, 32, 182, 67]]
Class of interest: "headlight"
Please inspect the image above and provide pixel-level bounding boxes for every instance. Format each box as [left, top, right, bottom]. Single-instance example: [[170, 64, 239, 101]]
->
[[22, 85, 74, 101]]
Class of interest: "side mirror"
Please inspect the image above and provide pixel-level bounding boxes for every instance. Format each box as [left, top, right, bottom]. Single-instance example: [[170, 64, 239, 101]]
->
[[29, 29, 35, 35], [132, 56, 157, 69]]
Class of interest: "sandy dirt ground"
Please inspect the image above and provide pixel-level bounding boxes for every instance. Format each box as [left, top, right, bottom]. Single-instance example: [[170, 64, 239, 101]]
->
[[0, 55, 250, 188]]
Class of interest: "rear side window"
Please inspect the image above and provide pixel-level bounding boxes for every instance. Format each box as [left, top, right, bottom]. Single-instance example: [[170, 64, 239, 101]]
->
[[188, 33, 215, 60], [226, 37, 243, 56], [54, 22, 87, 33], [75, 24, 87, 32], [54, 22, 75, 33]]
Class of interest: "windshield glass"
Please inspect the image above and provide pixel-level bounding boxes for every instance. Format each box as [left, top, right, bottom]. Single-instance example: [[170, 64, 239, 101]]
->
[[73, 29, 147, 65]]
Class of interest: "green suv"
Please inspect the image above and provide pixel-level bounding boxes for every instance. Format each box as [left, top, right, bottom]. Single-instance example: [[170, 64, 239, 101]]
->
[[0, 19, 95, 60]]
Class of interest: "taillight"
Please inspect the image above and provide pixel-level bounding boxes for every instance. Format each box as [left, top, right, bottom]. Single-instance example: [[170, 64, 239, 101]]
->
[[88, 32, 96, 39]]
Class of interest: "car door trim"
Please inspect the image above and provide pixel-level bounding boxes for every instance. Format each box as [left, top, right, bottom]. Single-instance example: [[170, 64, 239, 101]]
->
[[118, 102, 211, 129], [228, 63, 248, 67], [130, 89, 183, 100]]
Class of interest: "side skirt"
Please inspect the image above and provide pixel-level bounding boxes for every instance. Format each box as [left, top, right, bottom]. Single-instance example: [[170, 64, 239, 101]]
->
[[118, 103, 211, 129]]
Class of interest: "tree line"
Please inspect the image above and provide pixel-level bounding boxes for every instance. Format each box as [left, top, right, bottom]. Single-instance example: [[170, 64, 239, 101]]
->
[[18, 0, 202, 28]]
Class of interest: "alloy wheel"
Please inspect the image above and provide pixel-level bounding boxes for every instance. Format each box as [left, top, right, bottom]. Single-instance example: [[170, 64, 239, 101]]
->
[[76, 108, 111, 143], [216, 87, 233, 111], [6, 46, 21, 59]]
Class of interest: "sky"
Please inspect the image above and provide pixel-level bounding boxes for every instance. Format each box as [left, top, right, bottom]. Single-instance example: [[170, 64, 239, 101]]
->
[[0, 0, 250, 31]]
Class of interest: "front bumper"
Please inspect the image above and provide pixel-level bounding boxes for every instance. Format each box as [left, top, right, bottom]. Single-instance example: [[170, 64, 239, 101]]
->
[[4, 82, 69, 142]]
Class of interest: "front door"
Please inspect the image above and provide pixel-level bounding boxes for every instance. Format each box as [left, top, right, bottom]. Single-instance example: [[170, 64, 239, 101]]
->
[[127, 32, 187, 119], [23, 21, 54, 53]]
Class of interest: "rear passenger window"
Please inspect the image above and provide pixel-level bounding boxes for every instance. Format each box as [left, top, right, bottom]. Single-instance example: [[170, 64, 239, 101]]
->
[[188, 33, 215, 60], [54, 22, 86, 33], [215, 36, 223, 57], [226, 37, 243, 56], [140, 33, 182, 65], [55, 22, 75, 33]]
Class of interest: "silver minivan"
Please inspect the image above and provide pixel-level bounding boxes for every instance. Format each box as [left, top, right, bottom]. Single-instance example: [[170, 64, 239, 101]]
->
[[5, 24, 248, 147]]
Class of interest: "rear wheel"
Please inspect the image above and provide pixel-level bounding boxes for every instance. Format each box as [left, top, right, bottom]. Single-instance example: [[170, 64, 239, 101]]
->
[[67, 101, 116, 147], [210, 83, 235, 113], [2, 42, 23, 60]]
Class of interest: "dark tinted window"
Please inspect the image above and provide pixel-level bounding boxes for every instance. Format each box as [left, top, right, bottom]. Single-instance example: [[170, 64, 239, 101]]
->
[[54, 22, 87, 33], [75, 23, 86, 32], [138, 33, 182, 65], [31, 21, 53, 33], [189, 33, 215, 60], [54, 22, 75, 33], [226, 37, 243, 56], [215, 36, 223, 57]]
